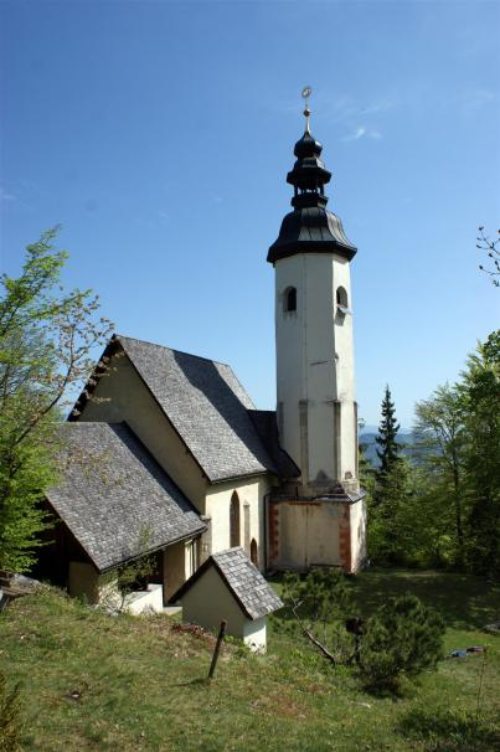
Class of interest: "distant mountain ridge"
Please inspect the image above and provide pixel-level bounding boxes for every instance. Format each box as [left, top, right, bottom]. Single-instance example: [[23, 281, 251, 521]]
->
[[359, 431, 414, 467]]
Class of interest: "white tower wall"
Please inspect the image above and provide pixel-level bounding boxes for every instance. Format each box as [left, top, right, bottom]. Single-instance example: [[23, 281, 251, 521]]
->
[[275, 252, 358, 494]]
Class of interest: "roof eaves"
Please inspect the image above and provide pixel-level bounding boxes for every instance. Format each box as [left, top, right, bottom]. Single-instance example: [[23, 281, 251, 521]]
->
[[68, 336, 123, 421], [98, 526, 207, 574], [46, 492, 206, 574], [209, 469, 272, 485]]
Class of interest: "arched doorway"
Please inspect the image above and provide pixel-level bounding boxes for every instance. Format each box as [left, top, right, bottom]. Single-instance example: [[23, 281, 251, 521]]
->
[[230, 491, 240, 547], [250, 538, 258, 566]]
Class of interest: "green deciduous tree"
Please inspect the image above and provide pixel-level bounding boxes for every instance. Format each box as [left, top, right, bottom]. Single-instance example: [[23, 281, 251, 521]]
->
[[399, 333, 499, 574], [414, 384, 466, 566], [0, 228, 112, 572], [476, 226, 500, 287], [460, 330, 500, 577]]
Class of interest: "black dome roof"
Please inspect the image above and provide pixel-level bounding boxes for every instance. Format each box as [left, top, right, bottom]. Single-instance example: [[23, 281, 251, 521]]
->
[[268, 123, 357, 264]]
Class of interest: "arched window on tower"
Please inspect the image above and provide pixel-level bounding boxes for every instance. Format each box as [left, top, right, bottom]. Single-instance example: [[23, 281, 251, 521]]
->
[[336, 286, 348, 307], [284, 286, 297, 313], [230, 491, 240, 548], [336, 286, 350, 316]]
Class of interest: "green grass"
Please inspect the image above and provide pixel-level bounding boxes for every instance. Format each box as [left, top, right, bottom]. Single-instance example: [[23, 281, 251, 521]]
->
[[0, 570, 499, 751]]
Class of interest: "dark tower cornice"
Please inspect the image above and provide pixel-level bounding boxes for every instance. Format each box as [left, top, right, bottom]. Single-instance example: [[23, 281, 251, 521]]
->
[[267, 96, 357, 264]]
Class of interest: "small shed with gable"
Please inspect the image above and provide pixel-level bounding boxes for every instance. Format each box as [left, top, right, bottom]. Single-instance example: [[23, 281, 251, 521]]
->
[[171, 547, 283, 652]]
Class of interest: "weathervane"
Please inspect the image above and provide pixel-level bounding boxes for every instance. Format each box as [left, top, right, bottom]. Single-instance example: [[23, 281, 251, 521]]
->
[[301, 86, 312, 133]]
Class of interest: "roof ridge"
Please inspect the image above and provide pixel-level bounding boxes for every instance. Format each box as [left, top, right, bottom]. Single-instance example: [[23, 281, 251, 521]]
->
[[116, 333, 232, 369]]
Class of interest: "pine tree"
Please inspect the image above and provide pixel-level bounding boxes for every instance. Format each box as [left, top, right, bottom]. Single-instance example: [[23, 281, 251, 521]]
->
[[359, 594, 445, 690], [368, 387, 417, 564], [375, 385, 401, 475]]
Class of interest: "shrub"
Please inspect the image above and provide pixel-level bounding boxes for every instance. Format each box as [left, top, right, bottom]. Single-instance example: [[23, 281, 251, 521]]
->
[[281, 568, 356, 665], [359, 594, 445, 690], [282, 567, 353, 624]]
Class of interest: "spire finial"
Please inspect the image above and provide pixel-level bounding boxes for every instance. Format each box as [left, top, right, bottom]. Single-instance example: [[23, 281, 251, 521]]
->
[[301, 86, 312, 133]]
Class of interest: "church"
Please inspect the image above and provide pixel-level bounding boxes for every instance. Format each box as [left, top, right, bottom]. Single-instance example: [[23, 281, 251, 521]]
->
[[44, 101, 366, 607]]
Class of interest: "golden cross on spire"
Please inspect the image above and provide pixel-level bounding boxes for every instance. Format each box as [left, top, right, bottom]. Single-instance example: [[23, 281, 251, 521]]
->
[[301, 86, 312, 133]]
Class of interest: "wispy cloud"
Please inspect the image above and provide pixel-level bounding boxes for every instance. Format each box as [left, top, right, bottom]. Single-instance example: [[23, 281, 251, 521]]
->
[[342, 126, 382, 142], [268, 92, 395, 124], [0, 186, 17, 202], [461, 88, 496, 111], [360, 99, 394, 116], [327, 95, 395, 125]]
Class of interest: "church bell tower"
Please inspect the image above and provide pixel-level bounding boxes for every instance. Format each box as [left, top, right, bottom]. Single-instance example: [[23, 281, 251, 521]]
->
[[268, 92, 360, 497]]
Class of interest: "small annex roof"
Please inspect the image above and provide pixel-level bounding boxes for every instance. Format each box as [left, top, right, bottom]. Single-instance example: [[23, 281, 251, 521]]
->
[[46, 422, 206, 572], [171, 547, 284, 620], [75, 334, 298, 484]]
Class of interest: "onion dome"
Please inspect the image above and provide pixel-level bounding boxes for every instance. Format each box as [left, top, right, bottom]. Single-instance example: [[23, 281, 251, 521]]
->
[[267, 100, 357, 264]]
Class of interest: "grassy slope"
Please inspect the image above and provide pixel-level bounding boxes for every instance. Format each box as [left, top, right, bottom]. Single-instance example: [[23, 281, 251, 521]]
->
[[1, 570, 499, 752]]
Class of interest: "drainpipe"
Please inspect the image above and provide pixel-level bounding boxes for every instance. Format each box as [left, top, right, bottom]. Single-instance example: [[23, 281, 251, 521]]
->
[[263, 492, 271, 573]]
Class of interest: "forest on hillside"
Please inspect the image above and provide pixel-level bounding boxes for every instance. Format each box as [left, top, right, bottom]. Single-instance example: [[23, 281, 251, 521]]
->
[[362, 329, 499, 577]]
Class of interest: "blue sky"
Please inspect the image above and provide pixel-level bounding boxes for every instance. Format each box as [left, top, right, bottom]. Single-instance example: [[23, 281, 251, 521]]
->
[[1, 0, 498, 428]]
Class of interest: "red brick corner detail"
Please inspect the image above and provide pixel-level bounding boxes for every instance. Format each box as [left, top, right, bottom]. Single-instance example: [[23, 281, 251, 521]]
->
[[339, 503, 352, 573]]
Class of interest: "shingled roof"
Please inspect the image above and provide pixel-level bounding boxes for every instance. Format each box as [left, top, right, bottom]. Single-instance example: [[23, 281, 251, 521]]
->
[[46, 422, 205, 572], [248, 409, 300, 479], [109, 335, 297, 483], [171, 547, 284, 620]]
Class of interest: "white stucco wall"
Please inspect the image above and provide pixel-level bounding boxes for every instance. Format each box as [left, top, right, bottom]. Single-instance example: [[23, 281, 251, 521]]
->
[[349, 497, 367, 572], [180, 566, 267, 652], [68, 561, 100, 603], [242, 617, 267, 652], [69, 560, 167, 612], [79, 352, 207, 510], [275, 253, 357, 491], [275, 501, 342, 570], [163, 539, 197, 602], [125, 584, 164, 614], [204, 476, 271, 568], [68, 562, 122, 607]]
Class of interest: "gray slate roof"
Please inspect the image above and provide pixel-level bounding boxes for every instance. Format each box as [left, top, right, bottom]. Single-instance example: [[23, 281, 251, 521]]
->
[[116, 335, 294, 483], [248, 410, 300, 479], [171, 547, 284, 620], [46, 422, 205, 572]]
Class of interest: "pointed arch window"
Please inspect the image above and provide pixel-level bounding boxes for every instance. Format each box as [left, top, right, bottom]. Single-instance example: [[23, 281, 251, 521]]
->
[[284, 286, 297, 313], [250, 539, 259, 567], [230, 491, 241, 548]]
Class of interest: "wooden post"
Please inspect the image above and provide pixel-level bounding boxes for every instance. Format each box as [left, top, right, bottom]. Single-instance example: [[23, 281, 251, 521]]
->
[[208, 620, 227, 680]]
